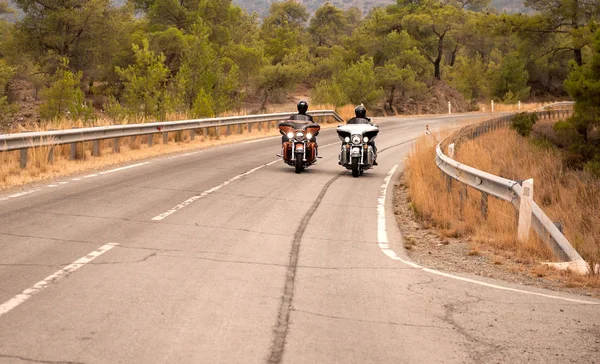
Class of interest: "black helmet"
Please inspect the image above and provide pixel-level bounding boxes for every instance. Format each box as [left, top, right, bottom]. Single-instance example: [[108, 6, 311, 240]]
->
[[355, 104, 367, 118], [297, 100, 308, 114]]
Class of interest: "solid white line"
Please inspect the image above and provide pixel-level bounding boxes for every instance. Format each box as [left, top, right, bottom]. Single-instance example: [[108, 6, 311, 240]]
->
[[152, 160, 279, 221], [83, 174, 98, 178], [376, 165, 598, 305], [0, 243, 119, 317]]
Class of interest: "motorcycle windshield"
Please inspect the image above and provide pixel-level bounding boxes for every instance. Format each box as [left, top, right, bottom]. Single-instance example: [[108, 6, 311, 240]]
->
[[279, 121, 320, 130]]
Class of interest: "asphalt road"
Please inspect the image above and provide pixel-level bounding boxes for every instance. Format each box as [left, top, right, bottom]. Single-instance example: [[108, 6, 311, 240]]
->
[[0, 113, 598, 364]]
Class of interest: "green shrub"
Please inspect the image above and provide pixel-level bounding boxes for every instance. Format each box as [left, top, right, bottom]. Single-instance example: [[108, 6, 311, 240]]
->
[[511, 112, 538, 137]]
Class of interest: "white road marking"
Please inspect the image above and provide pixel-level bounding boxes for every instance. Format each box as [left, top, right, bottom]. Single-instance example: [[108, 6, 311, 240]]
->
[[59, 182, 69, 185], [243, 136, 281, 144], [0, 243, 119, 317], [83, 174, 98, 178], [152, 160, 280, 221], [97, 162, 150, 175], [377, 165, 598, 305], [47, 185, 58, 188], [7, 190, 40, 198], [71, 178, 82, 181]]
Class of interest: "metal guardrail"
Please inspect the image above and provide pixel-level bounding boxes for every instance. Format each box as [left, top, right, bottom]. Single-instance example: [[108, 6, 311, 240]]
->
[[435, 103, 590, 274], [0, 110, 344, 168]]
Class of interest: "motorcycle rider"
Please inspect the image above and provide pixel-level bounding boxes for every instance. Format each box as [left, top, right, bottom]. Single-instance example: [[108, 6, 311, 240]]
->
[[282, 100, 317, 145], [346, 104, 377, 165]]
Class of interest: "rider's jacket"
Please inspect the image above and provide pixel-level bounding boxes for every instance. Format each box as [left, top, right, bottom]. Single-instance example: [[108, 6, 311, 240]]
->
[[288, 113, 314, 122]]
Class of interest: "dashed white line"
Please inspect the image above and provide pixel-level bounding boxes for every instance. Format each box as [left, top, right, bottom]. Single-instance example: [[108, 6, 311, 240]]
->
[[243, 136, 281, 144], [0, 243, 119, 317], [152, 160, 280, 221], [47, 184, 58, 188], [97, 162, 150, 175], [59, 182, 69, 185], [7, 190, 40, 198], [377, 165, 598, 305]]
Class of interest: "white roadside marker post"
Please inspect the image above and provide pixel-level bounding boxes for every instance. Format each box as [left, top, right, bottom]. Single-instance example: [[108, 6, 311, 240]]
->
[[518, 178, 534, 243]]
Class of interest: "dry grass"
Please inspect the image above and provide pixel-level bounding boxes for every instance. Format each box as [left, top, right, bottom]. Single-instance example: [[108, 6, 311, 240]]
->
[[456, 128, 600, 271], [406, 127, 600, 285], [476, 102, 553, 113], [405, 133, 553, 263], [0, 106, 348, 190]]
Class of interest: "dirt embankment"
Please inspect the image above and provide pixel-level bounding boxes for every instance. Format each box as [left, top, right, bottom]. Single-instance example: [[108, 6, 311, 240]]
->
[[397, 80, 470, 115]]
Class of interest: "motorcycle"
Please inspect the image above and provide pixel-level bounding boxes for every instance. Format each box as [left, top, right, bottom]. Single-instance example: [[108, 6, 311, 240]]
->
[[336, 123, 379, 177], [278, 121, 321, 174]]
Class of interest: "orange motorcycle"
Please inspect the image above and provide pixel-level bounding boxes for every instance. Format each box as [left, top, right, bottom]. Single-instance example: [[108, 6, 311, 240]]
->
[[278, 121, 321, 173]]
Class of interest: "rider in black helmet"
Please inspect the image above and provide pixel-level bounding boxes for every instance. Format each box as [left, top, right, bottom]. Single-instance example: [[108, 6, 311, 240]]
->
[[282, 100, 315, 145], [346, 104, 377, 164]]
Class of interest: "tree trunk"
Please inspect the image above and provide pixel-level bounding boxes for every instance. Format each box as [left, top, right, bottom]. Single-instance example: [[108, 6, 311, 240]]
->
[[574, 48, 583, 67], [434, 59, 441, 80], [260, 90, 269, 112], [450, 47, 458, 67], [387, 86, 395, 114], [434, 35, 444, 80]]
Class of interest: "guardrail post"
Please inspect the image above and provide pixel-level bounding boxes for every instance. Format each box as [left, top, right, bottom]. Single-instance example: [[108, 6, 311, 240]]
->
[[248, 122, 253, 133], [70, 143, 77, 160], [92, 140, 100, 157], [448, 101, 451, 115], [491, 100, 494, 113], [163, 133, 168, 144], [20, 149, 27, 169], [517, 178, 534, 243], [203, 127, 208, 138], [113, 138, 120, 153], [481, 192, 488, 219], [459, 184, 467, 220], [148, 134, 154, 147], [238, 124, 243, 134], [48, 147, 54, 163], [258, 121, 262, 132], [226, 125, 231, 136], [267, 121, 271, 130], [190, 130, 195, 141]]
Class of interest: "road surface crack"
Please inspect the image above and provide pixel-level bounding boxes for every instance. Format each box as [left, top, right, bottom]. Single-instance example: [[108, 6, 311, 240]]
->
[[266, 172, 344, 364], [0, 354, 85, 364], [292, 308, 450, 330], [441, 300, 504, 363]]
